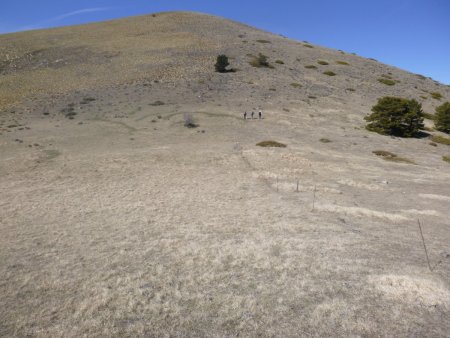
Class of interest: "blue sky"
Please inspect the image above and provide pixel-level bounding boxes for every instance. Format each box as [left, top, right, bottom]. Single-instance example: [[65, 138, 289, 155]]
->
[[1, 0, 449, 84]]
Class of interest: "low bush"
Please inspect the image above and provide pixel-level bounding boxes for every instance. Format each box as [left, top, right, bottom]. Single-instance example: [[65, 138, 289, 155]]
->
[[430, 92, 442, 100], [422, 112, 435, 120], [323, 71, 336, 76], [256, 39, 271, 43], [372, 150, 414, 164], [319, 138, 331, 143], [431, 135, 450, 145], [149, 100, 165, 106], [256, 140, 287, 148], [290, 83, 302, 88], [443, 155, 450, 163], [249, 53, 273, 68], [304, 65, 317, 69], [346, 88, 355, 92], [317, 60, 329, 65], [304, 44, 314, 48], [336, 61, 349, 65], [378, 78, 396, 86], [275, 60, 284, 64]]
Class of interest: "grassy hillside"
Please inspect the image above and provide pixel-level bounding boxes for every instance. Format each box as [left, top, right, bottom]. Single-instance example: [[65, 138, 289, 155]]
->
[[1, 12, 449, 337]]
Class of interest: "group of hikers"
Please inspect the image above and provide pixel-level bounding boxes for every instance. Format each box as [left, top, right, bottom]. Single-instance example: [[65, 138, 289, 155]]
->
[[244, 110, 263, 120]]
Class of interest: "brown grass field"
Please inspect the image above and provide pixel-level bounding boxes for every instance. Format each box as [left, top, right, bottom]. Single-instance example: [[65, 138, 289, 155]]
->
[[1, 12, 450, 337]]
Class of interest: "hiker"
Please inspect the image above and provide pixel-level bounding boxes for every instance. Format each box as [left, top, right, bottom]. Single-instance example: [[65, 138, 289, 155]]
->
[[244, 112, 247, 119], [251, 111, 254, 119], [259, 110, 262, 119]]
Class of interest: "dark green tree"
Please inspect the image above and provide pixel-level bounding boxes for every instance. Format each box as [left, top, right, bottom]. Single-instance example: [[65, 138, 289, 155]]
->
[[215, 54, 230, 73], [434, 102, 450, 133], [365, 96, 424, 137]]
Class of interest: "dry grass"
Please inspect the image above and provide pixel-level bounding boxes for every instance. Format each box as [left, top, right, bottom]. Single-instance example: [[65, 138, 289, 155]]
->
[[378, 78, 396, 86], [1, 11, 450, 337]]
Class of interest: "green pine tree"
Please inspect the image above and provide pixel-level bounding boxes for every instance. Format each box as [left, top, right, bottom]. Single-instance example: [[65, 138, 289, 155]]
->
[[435, 102, 450, 133], [365, 96, 424, 137], [215, 54, 230, 73]]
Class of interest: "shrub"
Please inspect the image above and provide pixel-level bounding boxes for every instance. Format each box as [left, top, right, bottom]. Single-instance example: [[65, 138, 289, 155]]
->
[[336, 61, 349, 65], [256, 39, 271, 43], [430, 92, 442, 100], [431, 135, 450, 145], [323, 71, 336, 76], [443, 155, 450, 163], [372, 150, 414, 164], [290, 83, 302, 88], [319, 138, 331, 143], [435, 102, 450, 133], [149, 100, 165, 106], [365, 96, 424, 137], [422, 112, 435, 120], [275, 60, 284, 64], [378, 78, 396, 86], [304, 44, 314, 48], [256, 140, 286, 148], [346, 88, 355, 92], [304, 65, 317, 69], [215, 54, 230, 73], [317, 60, 329, 65], [249, 53, 272, 68]]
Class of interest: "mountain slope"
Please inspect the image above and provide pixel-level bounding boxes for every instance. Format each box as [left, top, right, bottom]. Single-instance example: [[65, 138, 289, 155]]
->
[[1, 12, 449, 337]]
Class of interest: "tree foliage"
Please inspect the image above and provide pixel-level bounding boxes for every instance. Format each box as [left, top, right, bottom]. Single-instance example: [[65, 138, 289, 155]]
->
[[215, 54, 230, 73], [434, 102, 450, 133], [365, 96, 424, 137]]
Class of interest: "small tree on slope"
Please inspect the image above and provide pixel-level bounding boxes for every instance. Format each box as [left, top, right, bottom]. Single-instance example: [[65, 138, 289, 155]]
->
[[215, 54, 230, 73], [435, 102, 450, 133]]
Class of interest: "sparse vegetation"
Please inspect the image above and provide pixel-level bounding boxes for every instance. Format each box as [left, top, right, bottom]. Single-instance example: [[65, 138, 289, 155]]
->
[[431, 135, 450, 145], [323, 71, 336, 76], [256, 140, 286, 148], [365, 96, 424, 137], [275, 60, 284, 64], [249, 53, 273, 68], [378, 78, 396, 86], [256, 39, 271, 44], [336, 61, 349, 65], [303, 44, 314, 48], [430, 92, 442, 100], [317, 60, 329, 65], [319, 138, 331, 143], [80, 97, 96, 104], [346, 88, 355, 92], [434, 102, 450, 133], [308, 95, 317, 99], [304, 65, 317, 69], [149, 100, 165, 106], [215, 54, 230, 73], [290, 83, 302, 88], [443, 155, 450, 163], [372, 150, 414, 164]]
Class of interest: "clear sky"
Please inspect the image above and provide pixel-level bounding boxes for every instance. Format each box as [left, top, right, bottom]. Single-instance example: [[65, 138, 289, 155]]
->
[[1, 0, 449, 84]]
